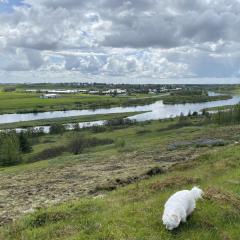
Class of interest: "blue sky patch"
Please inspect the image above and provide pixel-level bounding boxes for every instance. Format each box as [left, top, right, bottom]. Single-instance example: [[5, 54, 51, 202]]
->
[[0, 0, 26, 13]]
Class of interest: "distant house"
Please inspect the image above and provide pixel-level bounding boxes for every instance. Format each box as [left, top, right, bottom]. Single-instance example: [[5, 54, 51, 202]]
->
[[41, 89, 78, 94], [171, 87, 182, 91], [40, 94, 61, 99], [148, 89, 157, 94], [26, 89, 38, 93], [88, 90, 99, 94], [78, 89, 88, 93]]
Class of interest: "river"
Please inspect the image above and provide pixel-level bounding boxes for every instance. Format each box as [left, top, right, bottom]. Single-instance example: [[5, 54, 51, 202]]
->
[[0, 92, 239, 133]]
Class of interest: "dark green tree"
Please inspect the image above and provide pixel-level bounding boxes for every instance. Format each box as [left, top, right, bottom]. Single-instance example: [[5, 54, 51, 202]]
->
[[0, 132, 21, 166], [19, 132, 32, 153]]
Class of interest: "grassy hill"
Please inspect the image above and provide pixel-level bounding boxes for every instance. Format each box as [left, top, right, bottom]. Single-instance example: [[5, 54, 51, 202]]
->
[[1, 118, 240, 239]]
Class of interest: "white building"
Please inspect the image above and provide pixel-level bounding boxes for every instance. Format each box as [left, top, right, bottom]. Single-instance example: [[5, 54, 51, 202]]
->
[[40, 94, 61, 99], [88, 90, 99, 94], [27, 89, 83, 94], [78, 89, 88, 93], [26, 89, 37, 93]]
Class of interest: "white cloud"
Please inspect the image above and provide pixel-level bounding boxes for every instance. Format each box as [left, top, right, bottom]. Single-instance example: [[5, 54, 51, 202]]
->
[[0, 0, 240, 83]]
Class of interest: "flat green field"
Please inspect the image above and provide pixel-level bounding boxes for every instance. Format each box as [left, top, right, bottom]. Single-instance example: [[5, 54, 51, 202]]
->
[[0, 92, 118, 114], [1, 117, 240, 239], [0, 91, 164, 114]]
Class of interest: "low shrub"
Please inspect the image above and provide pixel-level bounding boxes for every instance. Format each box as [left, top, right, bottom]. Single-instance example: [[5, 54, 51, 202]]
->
[[91, 125, 107, 133], [68, 135, 114, 155], [49, 123, 66, 134], [136, 129, 151, 135], [31, 146, 66, 162], [27, 211, 69, 228]]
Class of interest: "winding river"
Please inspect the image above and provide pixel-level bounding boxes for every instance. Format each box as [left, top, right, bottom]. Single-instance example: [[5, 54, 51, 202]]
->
[[0, 92, 240, 133]]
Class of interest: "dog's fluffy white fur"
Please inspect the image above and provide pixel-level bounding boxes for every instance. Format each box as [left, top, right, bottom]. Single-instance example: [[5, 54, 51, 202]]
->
[[162, 187, 203, 230]]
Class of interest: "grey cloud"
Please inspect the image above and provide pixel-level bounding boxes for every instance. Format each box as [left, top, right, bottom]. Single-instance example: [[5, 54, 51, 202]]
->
[[7, 0, 240, 50], [1, 0, 240, 80], [102, 15, 182, 48], [1, 48, 44, 71], [102, 0, 240, 48], [64, 55, 105, 74]]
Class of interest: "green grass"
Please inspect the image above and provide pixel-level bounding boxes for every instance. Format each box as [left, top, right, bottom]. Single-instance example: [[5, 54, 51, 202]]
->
[[204, 105, 235, 112], [2, 142, 240, 239], [162, 94, 232, 104], [1, 117, 240, 239], [0, 91, 163, 114]]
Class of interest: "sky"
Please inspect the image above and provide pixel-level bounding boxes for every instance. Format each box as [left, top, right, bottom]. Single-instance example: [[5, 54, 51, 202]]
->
[[0, 0, 240, 84]]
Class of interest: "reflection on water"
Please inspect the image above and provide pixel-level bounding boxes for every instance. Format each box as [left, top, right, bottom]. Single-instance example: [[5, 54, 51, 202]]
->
[[14, 120, 107, 134]]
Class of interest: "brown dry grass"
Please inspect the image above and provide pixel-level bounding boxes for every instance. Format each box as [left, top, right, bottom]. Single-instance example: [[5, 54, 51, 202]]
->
[[149, 176, 201, 192], [205, 187, 240, 211]]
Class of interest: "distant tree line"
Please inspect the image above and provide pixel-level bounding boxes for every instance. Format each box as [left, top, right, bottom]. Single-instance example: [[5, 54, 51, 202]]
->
[[3, 87, 16, 92], [170, 89, 206, 96]]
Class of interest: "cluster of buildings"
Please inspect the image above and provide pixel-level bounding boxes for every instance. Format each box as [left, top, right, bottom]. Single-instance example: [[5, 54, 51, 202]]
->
[[26, 88, 128, 99], [148, 87, 182, 94], [25, 86, 182, 99]]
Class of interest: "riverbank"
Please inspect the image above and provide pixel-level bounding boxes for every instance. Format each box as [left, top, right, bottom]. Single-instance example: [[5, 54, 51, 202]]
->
[[0, 112, 146, 129], [1, 92, 240, 127], [0, 90, 233, 115], [1, 117, 240, 239]]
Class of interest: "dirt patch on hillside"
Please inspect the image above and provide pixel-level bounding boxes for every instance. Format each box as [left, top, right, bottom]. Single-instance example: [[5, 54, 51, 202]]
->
[[0, 148, 200, 226], [90, 166, 165, 194]]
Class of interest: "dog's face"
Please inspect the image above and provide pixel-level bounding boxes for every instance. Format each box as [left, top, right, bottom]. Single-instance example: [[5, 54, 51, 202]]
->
[[163, 214, 181, 230], [191, 187, 204, 200]]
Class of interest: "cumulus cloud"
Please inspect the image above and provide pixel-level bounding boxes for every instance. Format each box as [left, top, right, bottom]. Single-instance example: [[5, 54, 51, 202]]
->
[[0, 0, 240, 83]]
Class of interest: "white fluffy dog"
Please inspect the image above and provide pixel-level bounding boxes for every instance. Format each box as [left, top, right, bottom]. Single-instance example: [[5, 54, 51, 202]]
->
[[162, 186, 203, 230]]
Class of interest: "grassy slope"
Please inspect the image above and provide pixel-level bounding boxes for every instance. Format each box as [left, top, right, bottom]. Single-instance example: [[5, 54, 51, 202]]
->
[[1, 120, 240, 239], [2, 144, 240, 239]]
